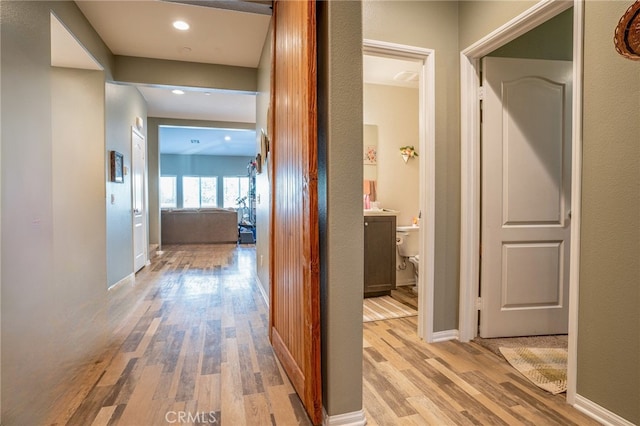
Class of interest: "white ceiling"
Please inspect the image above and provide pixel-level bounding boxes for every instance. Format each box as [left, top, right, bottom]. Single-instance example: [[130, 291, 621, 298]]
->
[[363, 54, 421, 89], [67, 1, 418, 156], [75, 1, 271, 68], [160, 126, 256, 156]]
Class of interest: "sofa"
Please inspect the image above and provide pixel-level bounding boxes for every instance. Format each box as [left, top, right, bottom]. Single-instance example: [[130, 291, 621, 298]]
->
[[161, 208, 238, 244]]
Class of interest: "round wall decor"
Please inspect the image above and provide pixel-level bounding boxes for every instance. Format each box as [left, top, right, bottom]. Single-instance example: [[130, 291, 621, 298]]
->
[[615, 1, 640, 60]]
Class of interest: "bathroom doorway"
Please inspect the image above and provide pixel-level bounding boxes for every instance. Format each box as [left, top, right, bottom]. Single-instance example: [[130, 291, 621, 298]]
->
[[362, 40, 436, 341]]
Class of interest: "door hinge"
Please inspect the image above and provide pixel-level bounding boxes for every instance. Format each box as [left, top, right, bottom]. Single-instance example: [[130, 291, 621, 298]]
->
[[478, 86, 485, 101], [475, 297, 483, 310]]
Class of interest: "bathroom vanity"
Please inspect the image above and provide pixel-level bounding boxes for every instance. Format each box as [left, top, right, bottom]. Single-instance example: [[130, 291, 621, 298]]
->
[[364, 212, 397, 297]]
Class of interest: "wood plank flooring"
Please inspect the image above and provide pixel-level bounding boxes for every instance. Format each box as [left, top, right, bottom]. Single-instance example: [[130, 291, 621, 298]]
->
[[363, 315, 600, 425], [48, 244, 311, 426], [47, 245, 599, 425]]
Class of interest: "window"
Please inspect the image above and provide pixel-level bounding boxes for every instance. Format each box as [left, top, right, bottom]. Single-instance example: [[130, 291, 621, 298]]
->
[[160, 176, 177, 208], [223, 176, 249, 208], [182, 176, 217, 208]]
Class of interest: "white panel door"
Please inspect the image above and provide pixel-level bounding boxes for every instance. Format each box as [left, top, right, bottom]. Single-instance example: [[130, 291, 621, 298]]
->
[[480, 57, 572, 338], [132, 128, 147, 272]]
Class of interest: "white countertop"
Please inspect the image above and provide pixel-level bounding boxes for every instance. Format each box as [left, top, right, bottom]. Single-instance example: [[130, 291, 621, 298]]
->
[[363, 209, 399, 216]]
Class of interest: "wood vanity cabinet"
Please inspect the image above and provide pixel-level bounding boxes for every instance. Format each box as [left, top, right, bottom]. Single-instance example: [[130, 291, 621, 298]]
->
[[364, 215, 396, 297]]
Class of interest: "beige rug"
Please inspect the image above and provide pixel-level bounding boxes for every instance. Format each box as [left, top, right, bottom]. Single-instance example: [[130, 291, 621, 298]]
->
[[363, 296, 418, 322], [499, 347, 567, 394]]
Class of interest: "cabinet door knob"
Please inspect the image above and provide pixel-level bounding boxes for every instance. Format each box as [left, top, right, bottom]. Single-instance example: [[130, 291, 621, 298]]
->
[[364, 222, 368, 226]]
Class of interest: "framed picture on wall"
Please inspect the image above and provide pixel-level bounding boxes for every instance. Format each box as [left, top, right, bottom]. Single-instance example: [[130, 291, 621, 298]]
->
[[110, 150, 124, 183], [261, 128, 270, 163], [363, 145, 377, 165], [256, 153, 263, 174]]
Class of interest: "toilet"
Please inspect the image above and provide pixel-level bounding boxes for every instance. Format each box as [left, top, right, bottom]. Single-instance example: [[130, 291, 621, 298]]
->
[[396, 225, 420, 292]]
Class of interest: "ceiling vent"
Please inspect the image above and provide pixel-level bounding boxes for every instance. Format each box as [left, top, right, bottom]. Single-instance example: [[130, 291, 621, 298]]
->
[[393, 71, 419, 82]]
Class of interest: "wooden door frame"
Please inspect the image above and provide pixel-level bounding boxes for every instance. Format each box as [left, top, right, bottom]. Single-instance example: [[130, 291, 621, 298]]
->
[[363, 39, 436, 342], [458, 0, 583, 404]]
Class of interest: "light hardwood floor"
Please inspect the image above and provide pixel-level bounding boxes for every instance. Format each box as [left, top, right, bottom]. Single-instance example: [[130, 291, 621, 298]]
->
[[48, 244, 311, 426], [47, 245, 599, 425], [363, 315, 600, 426]]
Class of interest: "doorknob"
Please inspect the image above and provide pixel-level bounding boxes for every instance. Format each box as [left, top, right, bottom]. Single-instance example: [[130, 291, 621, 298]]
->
[[567, 209, 572, 220]]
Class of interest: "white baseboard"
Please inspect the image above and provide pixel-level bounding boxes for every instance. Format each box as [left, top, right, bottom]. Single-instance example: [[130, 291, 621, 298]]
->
[[395, 278, 416, 287], [323, 407, 367, 426], [107, 273, 135, 291], [432, 329, 459, 343], [574, 394, 636, 426], [256, 276, 269, 307]]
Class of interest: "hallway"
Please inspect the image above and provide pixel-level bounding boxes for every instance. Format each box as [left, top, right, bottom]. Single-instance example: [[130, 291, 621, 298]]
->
[[49, 244, 311, 425]]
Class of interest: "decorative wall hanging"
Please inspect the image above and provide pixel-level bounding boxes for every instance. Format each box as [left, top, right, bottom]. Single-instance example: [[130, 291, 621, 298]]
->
[[255, 153, 262, 174], [261, 129, 270, 163], [363, 145, 377, 165], [614, 1, 640, 60], [400, 145, 418, 163], [110, 151, 124, 183]]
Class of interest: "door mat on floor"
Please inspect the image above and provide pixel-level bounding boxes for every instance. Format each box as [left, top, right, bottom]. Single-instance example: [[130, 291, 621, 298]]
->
[[363, 296, 418, 322], [499, 347, 567, 394]]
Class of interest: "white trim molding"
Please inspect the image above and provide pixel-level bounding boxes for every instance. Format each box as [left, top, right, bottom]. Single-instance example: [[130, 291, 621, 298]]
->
[[107, 273, 135, 291], [432, 329, 459, 343], [256, 276, 269, 307], [458, 0, 583, 403], [363, 39, 436, 343], [323, 408, 367, 426], [462, 0, 573, 58], [574, 395, 636, 426], [565, 0, 584, 406]]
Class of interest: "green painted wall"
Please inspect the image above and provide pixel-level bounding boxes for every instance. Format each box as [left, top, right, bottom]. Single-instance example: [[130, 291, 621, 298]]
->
[[489, 9, 573, 60], [579, 2, 640, 423], [105, 83, 147, 287], [114, 56, 257, 92], [1, 2, 109, 423], [317, 0, 364, 417], [255, 23, 272, 299], [364, 0, 461, 332], [458, 1, 538, 49]]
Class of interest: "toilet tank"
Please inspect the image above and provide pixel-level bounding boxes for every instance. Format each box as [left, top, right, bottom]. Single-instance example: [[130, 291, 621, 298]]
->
[[396, 225, 419, 257]]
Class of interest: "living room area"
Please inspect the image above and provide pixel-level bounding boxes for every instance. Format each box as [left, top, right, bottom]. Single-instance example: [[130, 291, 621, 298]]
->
[[158, 125, 258, 246]]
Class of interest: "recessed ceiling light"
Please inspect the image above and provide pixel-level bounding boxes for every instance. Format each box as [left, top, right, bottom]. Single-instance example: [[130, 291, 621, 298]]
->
[[224, 136, 231, 141], [173, 20, 190, 31], [172, 89, 185, 95]]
